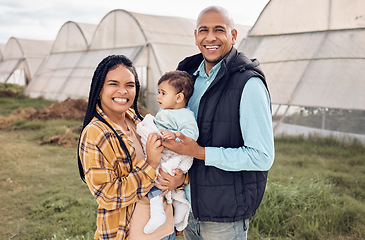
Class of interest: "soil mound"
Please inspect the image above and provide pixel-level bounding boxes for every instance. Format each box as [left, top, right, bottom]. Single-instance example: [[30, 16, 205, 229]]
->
[[1, 98, 150, 146], [42, 127, 76, 147], [29, 98, 87, 120], [0, 108, 37, 130]]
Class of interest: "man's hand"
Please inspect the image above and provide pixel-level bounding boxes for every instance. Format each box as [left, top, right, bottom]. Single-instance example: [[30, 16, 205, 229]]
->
[[162, 132, 205, 160], [155, 168, 185, 197]]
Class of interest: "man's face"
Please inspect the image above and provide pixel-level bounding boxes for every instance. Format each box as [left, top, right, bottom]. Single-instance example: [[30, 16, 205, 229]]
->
[[194, 11, 237, 72]]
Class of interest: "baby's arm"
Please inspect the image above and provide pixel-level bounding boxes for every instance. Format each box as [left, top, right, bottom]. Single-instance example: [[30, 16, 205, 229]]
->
[[159, 129, 175, 140]]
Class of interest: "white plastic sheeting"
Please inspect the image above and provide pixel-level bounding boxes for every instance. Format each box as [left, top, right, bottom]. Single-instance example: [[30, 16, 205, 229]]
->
[[240, 0, 365, 111], [27, 48, 142, 101], [0, 37, 52, 85], [25, 21, 99, 100], [0, 43, 5, 61], [0, 59, 22, 84], [25, 9, 250, 113], [250, 0, 365, 35], [51, 21, 97, 53]]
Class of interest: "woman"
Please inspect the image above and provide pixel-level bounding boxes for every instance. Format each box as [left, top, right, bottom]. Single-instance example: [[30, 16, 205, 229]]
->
[[78, 55, 186, 240]]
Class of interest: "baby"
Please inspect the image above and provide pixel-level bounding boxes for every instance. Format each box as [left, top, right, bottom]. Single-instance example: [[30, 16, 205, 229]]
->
[[136, 70, 198, 234]]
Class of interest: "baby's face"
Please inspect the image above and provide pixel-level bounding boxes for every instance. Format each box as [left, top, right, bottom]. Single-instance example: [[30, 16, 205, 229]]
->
[[157, 81, 180, 109]]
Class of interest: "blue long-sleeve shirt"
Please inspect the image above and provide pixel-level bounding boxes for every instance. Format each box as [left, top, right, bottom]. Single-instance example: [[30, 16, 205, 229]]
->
[[185, 60, 275, 203], [205, 77, 274, 171]]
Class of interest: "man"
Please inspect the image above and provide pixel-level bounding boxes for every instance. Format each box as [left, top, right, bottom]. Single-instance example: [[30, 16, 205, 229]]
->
[[161, 6, 274, 240]]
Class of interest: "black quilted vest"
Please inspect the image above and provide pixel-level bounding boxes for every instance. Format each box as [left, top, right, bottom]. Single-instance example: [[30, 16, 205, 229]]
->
[[177, 48, 269, 222]]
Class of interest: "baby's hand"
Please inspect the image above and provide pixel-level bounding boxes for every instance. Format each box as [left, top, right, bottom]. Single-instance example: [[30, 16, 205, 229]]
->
[[159, 129, 176, 140]]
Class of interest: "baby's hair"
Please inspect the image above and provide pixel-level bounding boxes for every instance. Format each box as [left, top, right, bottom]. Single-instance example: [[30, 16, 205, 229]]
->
[[158, 70, 194, 103]]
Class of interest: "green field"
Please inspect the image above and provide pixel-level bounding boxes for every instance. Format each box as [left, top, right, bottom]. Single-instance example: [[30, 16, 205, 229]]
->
[[0, 94, 364, 239]]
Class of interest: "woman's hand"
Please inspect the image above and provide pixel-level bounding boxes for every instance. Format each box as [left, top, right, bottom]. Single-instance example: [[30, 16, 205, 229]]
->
[[155, 168, 185, 197], [145, 133, 163, 169]]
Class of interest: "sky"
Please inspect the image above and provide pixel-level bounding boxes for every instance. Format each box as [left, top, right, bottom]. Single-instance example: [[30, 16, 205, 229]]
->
[[0, 0, 270, 44]]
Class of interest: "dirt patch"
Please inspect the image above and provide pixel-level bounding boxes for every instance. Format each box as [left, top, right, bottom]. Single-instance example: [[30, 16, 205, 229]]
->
[[0, 98, 87, 132], [28, 98, 88, 121], [42, 127, 76, 147], [27, 98, 149, 121], [2, 98, 149, 125], [1, 98, 150, 146], [0, 108, 37, 130]]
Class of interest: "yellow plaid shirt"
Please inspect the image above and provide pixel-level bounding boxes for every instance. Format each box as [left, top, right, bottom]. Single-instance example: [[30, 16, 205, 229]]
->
[[79, 106, 157, 239]]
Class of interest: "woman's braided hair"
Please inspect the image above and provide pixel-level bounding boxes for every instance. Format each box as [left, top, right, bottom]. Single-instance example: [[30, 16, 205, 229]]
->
[[78, 55, 143, 182]]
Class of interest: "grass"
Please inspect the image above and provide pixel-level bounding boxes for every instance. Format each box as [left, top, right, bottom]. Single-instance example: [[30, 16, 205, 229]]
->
[[0, 119, 94, 239], [0, 96, 364, 239], [249, 136, 365, 239], [0, 95, 54, 116]]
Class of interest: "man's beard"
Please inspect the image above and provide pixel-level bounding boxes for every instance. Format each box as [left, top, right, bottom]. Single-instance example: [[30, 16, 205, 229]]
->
[[204, 56, 223, 65]]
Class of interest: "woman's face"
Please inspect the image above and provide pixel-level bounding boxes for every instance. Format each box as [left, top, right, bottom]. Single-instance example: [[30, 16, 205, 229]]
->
[[99, 65, 136, 119]]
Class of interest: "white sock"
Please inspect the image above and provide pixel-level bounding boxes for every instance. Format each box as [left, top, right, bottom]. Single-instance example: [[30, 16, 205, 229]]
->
[[144, 196, 166, 234], [173, 201, 190, 225]]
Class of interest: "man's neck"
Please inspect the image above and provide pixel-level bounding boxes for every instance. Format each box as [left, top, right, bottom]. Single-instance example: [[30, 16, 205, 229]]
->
[[204, 63, 215, 76]]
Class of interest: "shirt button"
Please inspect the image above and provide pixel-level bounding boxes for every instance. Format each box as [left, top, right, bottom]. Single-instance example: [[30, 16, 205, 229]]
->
[[205, 80, 210, 84]]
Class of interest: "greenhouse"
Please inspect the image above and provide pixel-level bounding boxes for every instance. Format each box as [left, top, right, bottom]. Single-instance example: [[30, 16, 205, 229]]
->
[[0, 43, 4, 61], [24, 21, 98, 101], [24, 9, 250, 113], [239, 0, 365, 142], [2, 4, 363, 141], [0, 37, 52, 85]]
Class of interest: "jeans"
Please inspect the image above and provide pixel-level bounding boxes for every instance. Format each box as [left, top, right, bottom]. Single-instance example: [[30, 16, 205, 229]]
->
[[183, 212, 249, 240], [148, 186, 163, 199], [160, 231, 176, 240]]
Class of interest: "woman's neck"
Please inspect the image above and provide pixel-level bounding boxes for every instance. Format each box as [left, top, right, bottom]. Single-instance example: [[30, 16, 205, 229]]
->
[[108, 112, 129, 131]]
